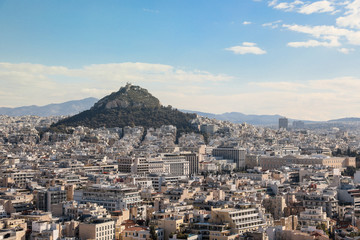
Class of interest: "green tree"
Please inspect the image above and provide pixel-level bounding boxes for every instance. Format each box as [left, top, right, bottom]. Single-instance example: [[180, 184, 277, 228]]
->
[[343, 166, 356, 177], [150, 225, 158, 240]]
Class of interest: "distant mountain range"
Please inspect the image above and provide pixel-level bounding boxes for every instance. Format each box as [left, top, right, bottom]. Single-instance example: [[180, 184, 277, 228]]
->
[[1, 95, 360, 126], [0, 98, 98, 117], [328, 117, 360, 122]]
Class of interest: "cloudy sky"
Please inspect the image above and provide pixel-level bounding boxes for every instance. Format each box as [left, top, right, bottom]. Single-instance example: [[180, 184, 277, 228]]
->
[[1, 0, 360, 120]]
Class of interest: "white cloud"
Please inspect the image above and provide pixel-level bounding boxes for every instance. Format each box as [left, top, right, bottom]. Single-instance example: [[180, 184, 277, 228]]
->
[[269, 0, 304, 12], [299, 1, 335, 14], [0, 62, 232, 108], [287, 36, 341, 47], [269, 0, 338, 14], [2, 62, 360, 120], [243, 21, 252, 25], [226, 42, 267, 55], [247, 76, 360, 120], [338, 47, 355, 53], [262, 20, 282, 28], [264, 0, 360, 50], [158, 76, 360, 121], [282, 23, 360, 47], [143, 8, 159, 14], [336, 0, 360, 29]]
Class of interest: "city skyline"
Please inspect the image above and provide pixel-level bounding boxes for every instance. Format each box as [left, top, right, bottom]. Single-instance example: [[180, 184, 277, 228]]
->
[[1, 0, 360, 120]]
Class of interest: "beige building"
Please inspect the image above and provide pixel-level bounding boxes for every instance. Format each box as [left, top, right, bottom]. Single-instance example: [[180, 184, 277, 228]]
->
[[209, 204, 267, 234], [157, 216, 184, 240], [121, 226, 164, 240], [263, 195, 287, 220], [0, 218, 26, 240], [274, 215, 298, 230], [0, 190, 34, 214], [298, 208, 330, 229], [63, 201, 108, 220], [259, 155, 355, 170], [79, 218, 115, 240]]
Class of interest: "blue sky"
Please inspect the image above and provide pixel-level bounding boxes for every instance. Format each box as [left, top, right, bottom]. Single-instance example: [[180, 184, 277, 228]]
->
[[1, 0, 360, 120]]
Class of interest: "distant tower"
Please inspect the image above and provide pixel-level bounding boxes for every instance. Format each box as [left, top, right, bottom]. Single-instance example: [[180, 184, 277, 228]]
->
[[279, 117, 288, 130], [293, 120, 305, 129]]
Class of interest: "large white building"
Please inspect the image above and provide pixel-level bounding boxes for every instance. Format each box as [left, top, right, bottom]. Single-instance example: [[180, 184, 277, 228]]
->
[[162, 154, 189, 176], [209, 203, 267, 234], [74, 184, 141, 211]]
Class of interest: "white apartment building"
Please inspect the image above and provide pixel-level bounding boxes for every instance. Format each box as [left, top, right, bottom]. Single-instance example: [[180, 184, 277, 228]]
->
[[74, 184, 141, 211], [209, 203, 267, 234], [298, 207, 330, 228], [162, 154, 189, 176]]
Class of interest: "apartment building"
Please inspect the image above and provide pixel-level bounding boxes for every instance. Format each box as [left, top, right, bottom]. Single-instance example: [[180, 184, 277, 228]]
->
[[36, 186, 67, 212], [180, 152, 199, 175], [79, 218, 115, 240], [298, 208, 330, 229], [209, 204, 267, 234], [162, 154, 189, 176], [74, 184, 141, 211]]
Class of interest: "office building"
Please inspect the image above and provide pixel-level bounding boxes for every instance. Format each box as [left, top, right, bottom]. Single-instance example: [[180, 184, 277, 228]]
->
[[279, 117, 288, 130], [212, 147, 246, 169]]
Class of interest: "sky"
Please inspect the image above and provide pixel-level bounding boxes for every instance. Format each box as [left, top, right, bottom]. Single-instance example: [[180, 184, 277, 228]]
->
[[1, 0, 360, 121]]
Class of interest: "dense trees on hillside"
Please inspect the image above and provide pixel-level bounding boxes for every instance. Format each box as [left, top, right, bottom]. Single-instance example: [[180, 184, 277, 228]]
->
[[50, 106, 197, 134], [49, 84, 198, 136]]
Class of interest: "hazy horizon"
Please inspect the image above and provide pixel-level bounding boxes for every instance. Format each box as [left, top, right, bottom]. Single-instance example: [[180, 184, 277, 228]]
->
[[1, 0, 360, 121]]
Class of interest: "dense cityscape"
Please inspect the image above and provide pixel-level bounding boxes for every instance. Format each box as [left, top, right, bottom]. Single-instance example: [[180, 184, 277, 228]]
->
[[2, 0, 360, 239], [2, 100, 360, 240]]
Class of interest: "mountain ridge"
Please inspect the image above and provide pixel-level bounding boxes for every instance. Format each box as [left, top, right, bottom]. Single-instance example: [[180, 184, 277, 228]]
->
[[2, 96, 360, 126], [0, 97, 98, 117]]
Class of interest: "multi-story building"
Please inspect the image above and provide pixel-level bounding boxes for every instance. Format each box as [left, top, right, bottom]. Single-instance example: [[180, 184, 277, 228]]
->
[[148, 175, 185, 192], [180, 152, 199, 175], [208, 204, 267, 234], [1, 170, 37, 188], [262, 195, 286, 220], [259, 155, 356, 170], [162, 154, 189, 176], [148, 158, 165, 174], [302, 191, 338, 218], [212, 147, 246, 169], [292, 120, 305, 129], [279, 117, 288, 130], [200, 124, 218, 134], [349, 189, 360, 225], [31, 221, 61, 240], [118, 157, 135, 173], [298, 207, 330, 229], [0, 190, 34, 214], [63, 201, 108, 220], [36, 186, 67, 212], [134, 157, 149, 175], [74, 184, 141, 211], [121, 226, 164, 240], [79, 218, 115, 240], [118, 157, 151, 175]]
